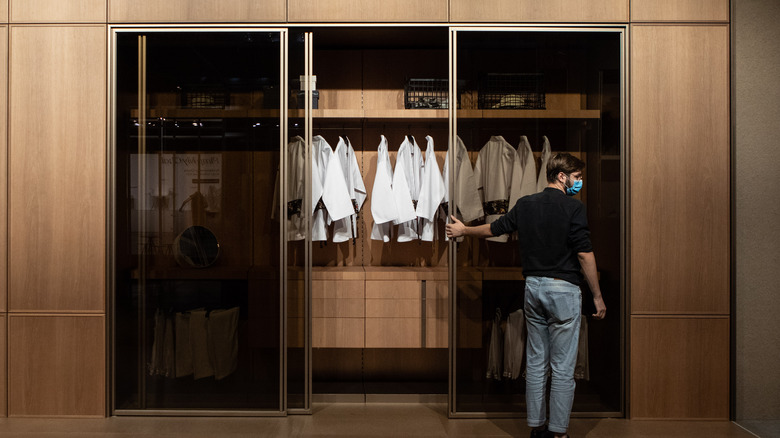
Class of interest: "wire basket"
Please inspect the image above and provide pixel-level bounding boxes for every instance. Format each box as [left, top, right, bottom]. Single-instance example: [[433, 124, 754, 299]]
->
[[478, 73, 545, 110], [181, 86, 229, 109], [405, 78, 450, 109]]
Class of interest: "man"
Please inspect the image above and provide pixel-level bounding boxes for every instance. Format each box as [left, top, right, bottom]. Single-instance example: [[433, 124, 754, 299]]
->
[[446, 153, 606, 438]]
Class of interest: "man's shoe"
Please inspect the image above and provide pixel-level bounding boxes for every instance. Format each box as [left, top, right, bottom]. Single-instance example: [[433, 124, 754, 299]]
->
[[530, 427, 551, 438]]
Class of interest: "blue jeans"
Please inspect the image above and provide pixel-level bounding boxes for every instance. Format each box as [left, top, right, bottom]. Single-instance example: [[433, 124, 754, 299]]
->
[[524, 276, 582, 434]]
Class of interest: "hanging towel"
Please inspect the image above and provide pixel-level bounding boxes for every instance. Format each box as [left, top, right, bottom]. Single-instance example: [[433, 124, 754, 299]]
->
[[503, 308, 526, 380], [486, 308, 504, 380], [207, 307, 240, 381]]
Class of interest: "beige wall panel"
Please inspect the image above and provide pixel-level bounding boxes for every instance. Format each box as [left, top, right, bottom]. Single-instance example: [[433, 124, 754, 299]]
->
[[11, 0, 106, 23], [289, 0, 448, 22], [631, 0, 729, 22], [313, 318, 364, 348], [9, 26, 106, 313], [0, 27, 6, 313], [630, 317, 729, 419], [630, 25, 729, 314], [8, 315, 105, 417], [0, 315, 5, 417], [0, 0, 6, 22], [450, 0, 628, 23], [109, 0, 284, 23], [365, 318, 420, 348]]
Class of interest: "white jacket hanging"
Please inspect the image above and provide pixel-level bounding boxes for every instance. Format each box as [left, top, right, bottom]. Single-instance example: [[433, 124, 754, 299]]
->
[[416, 136, 446, 242], [312, 135, 353, 242], [537, 136, 551, 192], [332, 136, 367, 243], [474, 135, 516, 242], [395, 135, 423, 242], [509, 135, 538, 207], [371, 135, 399, 242], [443, 135, 484, 223]]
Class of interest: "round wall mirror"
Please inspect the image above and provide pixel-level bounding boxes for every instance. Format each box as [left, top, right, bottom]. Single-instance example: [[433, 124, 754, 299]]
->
[[173, 225, 221, 268]]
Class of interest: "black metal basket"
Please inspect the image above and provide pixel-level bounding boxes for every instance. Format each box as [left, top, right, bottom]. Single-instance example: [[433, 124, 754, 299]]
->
[[180, 86, 229, 109], [404, 78, 450, 109], [478, 73, 545, 110]]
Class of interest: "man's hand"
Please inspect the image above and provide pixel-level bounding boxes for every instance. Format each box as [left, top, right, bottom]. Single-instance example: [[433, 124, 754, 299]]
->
[[592, 295, 606, 320], [446, 215, 466, 238]]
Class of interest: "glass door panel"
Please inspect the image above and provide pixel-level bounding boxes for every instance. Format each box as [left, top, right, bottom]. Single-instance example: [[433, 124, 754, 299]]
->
[[451, 28, 624, 416], [113, 29, 285, 413]]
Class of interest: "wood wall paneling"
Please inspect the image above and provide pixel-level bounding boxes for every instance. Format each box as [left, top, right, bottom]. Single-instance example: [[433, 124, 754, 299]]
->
[[312, 317, 364, 348], [8, 315, 105, 417], [9, 25, 106, 313], [109, 0, 285, 23], [631, 0, 729, 22], [630, 25, 730, 314], [0, 0, 7, 22], [288, 0, 448, 22], [449, 0, 629, 23], [630, 317, 729, 419], [0, 314, 5, 417], [10, 0, 107, 23], [0, 27, 6, 313]]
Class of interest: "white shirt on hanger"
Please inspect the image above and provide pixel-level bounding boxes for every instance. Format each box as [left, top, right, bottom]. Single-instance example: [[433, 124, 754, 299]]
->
[[312, 135, 353, 242], [371, 135, 399, 242], [395, 135, 423, 242], [537, 136, 552, 193], [416, 136, 446, 242], [332, 136, 367, 243], [474, 135, 516, 242], [509, 135, 538, 207]]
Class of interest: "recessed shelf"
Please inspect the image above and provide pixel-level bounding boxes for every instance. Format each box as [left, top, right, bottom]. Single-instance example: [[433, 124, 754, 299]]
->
[[133, 108, 600, 120]]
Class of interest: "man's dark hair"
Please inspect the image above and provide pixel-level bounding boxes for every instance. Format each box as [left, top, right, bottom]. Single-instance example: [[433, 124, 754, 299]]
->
[[546, 153, 585, 183]]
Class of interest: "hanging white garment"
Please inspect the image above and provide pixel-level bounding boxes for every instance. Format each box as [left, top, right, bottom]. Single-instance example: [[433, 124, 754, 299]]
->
[[395, 136, 423, 242], [503, 308, 526, 380], [486, 308, 504, 380], [509, 135, 538, 207], [474, 136, 517, 242], [536, 136, 551, 192], [371, 136, 399, 242], [416, 136, 446, 242], [443, 135, 484, 223], [332, 137, 367, 243], [281, 136, 306, 241], [312, 135, 354, 242]]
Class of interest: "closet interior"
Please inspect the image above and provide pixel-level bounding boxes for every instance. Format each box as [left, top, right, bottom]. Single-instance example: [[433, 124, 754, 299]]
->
[[111, 26, 623, 416]]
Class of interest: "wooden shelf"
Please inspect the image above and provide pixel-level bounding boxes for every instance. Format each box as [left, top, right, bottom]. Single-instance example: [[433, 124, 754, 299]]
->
[[131, 108, 600, 120]]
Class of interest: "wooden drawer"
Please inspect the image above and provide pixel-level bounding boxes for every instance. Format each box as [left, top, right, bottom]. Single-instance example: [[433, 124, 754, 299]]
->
[[313, 318, 364, 348], [365, 318, 421, 348], [426, 317, 448, 349]]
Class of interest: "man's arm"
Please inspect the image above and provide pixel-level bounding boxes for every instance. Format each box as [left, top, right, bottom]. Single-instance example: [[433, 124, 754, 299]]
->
[[446, 215, 494, 239], [578, 251, 606, 320]]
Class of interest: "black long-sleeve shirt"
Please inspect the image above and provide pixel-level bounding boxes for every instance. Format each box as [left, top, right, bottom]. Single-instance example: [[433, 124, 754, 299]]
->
[[490, 187, 593, 285]]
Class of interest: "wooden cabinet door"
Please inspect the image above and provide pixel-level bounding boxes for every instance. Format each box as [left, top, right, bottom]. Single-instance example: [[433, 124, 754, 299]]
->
[[288, 0, 448, 22], [450, 0, 629, 23], [10, 0, 106, 22], [631, 0, 729, 22], [109, 0, 285, 23], [630, 25, 730, 314], [9, 25, 106, 313]]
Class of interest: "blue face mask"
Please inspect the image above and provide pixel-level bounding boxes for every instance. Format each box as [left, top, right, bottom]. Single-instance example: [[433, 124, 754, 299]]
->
[[566, 178, 583, 196]]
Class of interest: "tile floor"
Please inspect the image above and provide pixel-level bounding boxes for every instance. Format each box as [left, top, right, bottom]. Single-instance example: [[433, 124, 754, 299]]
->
[[0, 403, 763, 437]]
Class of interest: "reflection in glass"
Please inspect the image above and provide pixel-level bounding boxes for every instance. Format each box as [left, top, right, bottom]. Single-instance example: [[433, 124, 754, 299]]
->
[[454, 30, 623, 415], [113, 31, 283, 411]]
